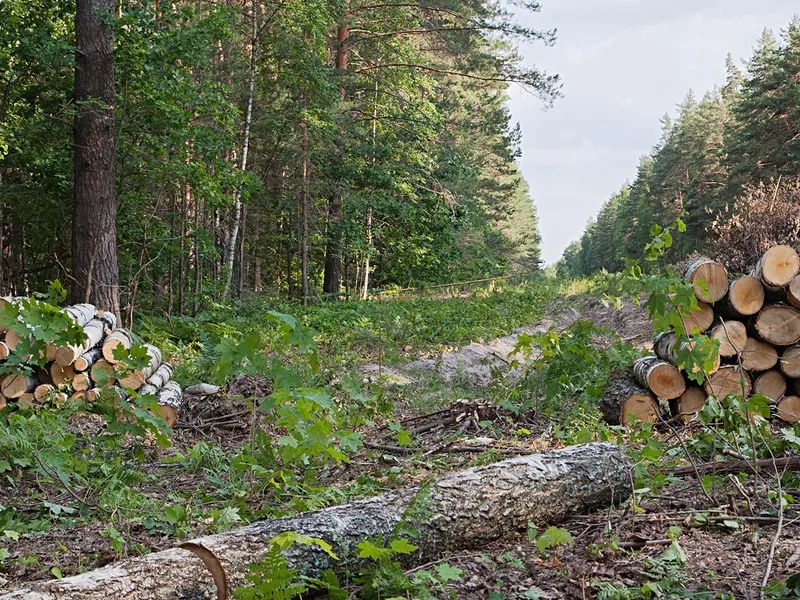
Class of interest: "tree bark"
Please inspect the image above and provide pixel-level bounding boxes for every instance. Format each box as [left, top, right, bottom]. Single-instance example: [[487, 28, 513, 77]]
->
[[0, 443, 631, 600], [632, 356, 685, 399], [601, 368, 659, 426], [71, 0, 120, 317], [683, 257, 728, 303]]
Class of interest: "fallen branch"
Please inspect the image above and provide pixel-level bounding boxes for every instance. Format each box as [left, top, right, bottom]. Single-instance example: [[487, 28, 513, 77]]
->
[[669, 455, 800, 477], [1, 443, 632, 600]]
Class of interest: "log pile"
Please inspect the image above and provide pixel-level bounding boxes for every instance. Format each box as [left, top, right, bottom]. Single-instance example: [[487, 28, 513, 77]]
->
[[602, 245, 800, 426], [0, 299, 182, 426]]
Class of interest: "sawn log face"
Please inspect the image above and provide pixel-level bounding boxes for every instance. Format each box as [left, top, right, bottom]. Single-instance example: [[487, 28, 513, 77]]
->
[[0, 443, 632, 600]]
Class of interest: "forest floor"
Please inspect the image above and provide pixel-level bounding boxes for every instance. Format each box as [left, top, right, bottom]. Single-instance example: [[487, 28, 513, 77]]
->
[[2, 282, 799, 599]]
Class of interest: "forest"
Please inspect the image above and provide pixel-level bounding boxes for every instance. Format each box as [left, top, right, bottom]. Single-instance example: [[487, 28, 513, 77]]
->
[[559, 20, 800, 278], [5, 2, 800, 600]]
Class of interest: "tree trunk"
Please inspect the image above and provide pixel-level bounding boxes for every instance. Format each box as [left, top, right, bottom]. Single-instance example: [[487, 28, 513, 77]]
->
[[788, 275, 800, 309], [223, 0, 257, 299], [300, 110, 309, 304], [776, 395, 800, 423], [653, 332, 720, 375], [710, 320, 747, 357], [71, 0, 120, 317], [751, 245, 800, 292], [74, 347, 103, 372], [719, 276, 764, 318], [632, 356, 685, 399], [102, 327, 133, 363], [683, 257, 728, 303], [674, 299, 714, 334], [703, 365, 752, 398], [780, 345, 800, 378], [753, 370, 787, 401], [117, 344, 162, 389], [668, 385, 707, 423], [754, 305, 800, 346], [1, 373, 37, 398], [0, 443, 631, 600], [740, 337, 778, 371], [156, 380, 182, 426], [601, 368, 659, 426]]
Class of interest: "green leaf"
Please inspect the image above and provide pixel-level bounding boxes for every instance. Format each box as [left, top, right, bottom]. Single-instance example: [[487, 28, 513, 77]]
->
[[51, 567, 63, 579], [3, 530, 19, 540], [434, 563, 463, 582], [357, 540, 392, 561], [389, 538, 418, 555]]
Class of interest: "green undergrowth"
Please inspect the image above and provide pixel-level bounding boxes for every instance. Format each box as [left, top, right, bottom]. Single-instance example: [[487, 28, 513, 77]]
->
[[137, 277, 561, 384]]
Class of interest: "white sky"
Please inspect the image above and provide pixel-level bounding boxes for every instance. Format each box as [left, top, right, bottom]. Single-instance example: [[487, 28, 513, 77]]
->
[[507, 1, 799, 265]]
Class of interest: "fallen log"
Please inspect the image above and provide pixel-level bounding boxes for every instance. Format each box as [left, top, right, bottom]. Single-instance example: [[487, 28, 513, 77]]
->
[[674, 300, 714, 334], [780, 345, 800, 378], [118, 344, 162, 389], [719, 276, 764, 318], [74, 347, 103, 372], [55, 318, 108, 367], [740, 338, 778, 371], [2, 373, 37, 399], [703, 365, 752, 398], [90, 359, 116, 386], [146, 362, 173, 392], [63, 303, 96, 327], [102, 328, 133, 363], [753, 370, 787, 402], [633, 356, 685, 399], [754, 305, 800, 346], [776, 395, 800, 423], [653, 332, 720, 374], [788, 275, 800, 309], [668, 385, 707, 423], [751, 245, 800, 293], [0, 443, 631, 600], [710, 321, 747, 357], [601, 368, 659, 426], [50, 363, 76, 387], [683, 258, 728, 303], [156, 380, 182, 426], [670, 454, 800, 477]]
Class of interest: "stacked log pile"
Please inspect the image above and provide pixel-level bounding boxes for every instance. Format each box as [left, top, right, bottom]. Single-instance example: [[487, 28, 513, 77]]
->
[[0, 299, 182, 426], [602, 245, 800, 426]]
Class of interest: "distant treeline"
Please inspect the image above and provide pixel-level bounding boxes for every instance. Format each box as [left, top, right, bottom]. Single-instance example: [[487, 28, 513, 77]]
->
[[559, 19, 800, 277]]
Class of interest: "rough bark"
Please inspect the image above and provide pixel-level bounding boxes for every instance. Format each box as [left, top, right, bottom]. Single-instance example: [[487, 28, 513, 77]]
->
[[751, 245, 800, 292], [632, 356, 685, 399], [601, 368, 659, 426], [740, 338, 778, 371], [780, 345, 800, 378], [63, 304, 97, 327], [71, 0, 120, 317], [719, 276, 764, 318], [710, 320, 747, 357], [753, 370, 787, 402], [703, 365, 752, 398], [754, 305, 800, 346], [683, 258, 728, 303], [55, 318, 108, 366], [653, 331, 719, 374], [0, 443, 632, 600], [668, 385, 707, 423]]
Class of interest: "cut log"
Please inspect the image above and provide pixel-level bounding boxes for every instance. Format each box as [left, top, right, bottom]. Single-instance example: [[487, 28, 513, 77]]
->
[[55, 317, 108, 366], [674, 300, 714, 334], [720, 276, 765, 318], [703, 365, 752, 398], [18, 393, 34, 406], [90, 359, 117, 386], [157, 380, 182, 427], [684, 258, 728, 303], [751, 245, 800, 292], [74, 347, 103, 372], [788, 275, 800, 309], [34, 384, 55, 403], [102, 328, 134, 363], [653, 331, 720, 374], [50, 363, 76, 387], [36, 365, 52, 386], [740, 338, 779, 371], [754, 305, 800, 346], [633, 356, 685, 399], [118, 344, 162, 389], [4, 328, 23, 352], [668, 385, 707, 423], [0, 395, 5, 410], [46, 343, 57, 362], [2, 373, 38, 398], [72, 372, 93, 392], [63, 303, 96, 327], [776, 395, 800, 423], [184, 383, 221, 396], [710, 321, 747, 357], [601, 368, 659, 426], [0, 341, 9, 360], [753, 370, 787, 402], [0, 443, 632, 600], [147, 362, 174, 392], [780, 345, 800, 378]]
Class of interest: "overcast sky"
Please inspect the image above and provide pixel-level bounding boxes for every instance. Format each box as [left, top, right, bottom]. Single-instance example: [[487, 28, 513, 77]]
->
[[506, 1, 798, 265]]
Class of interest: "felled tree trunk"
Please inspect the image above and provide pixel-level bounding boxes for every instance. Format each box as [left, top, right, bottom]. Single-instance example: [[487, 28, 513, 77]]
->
[[703, 365, 752, 398], [632, 356, 685, 399], [780, 345, 800, 378], [710, 321, 747, 357], [118, 344, 162, 389], [719, 276, 764, 318], [155, 380, 182, 426], [754, 305, 800, 346], [0, 443, 632, 600], [601, 368, 659, 425], [669, 385, 707, 423], [753, 370, 787, 402], [683, 258, 728, 303], [740, 338, 778, 371], [750, 245, 800, 293], [776, 396, 800, 423], [102, 328, 133, 363]]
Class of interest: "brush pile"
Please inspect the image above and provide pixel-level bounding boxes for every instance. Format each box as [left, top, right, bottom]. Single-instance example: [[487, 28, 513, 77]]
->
[[0, 298, 182, 426], [602, 245, 800, 426]]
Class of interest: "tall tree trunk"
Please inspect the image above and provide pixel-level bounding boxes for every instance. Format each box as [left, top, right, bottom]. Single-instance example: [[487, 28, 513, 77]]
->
[[322, 20, 349, 298], [238, 203, 246, 299], [167, 193, 176, 316], [178, 185, 187, 315], [71, 0, 120, 317], [300, 108, 309, 304], [193, 197, 201, 315], [223, 0, 257, 298]]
